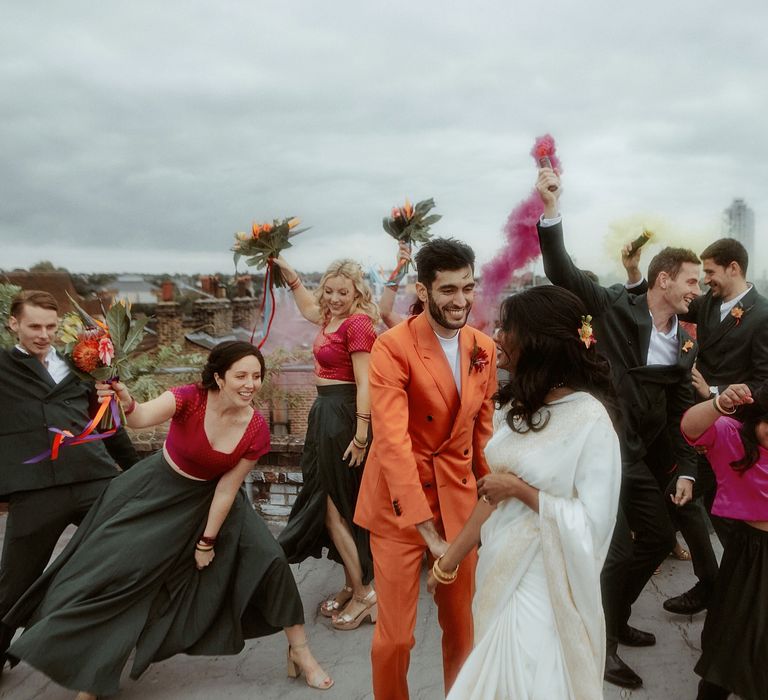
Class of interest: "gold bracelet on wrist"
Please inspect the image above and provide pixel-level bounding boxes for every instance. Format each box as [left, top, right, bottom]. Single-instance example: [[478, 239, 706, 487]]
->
[[432, 555, 459, 584], [195, 544, 214, 552]]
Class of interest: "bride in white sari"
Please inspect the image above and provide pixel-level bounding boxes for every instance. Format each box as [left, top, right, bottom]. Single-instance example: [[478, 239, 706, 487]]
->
[[430, 286, 622, 700]]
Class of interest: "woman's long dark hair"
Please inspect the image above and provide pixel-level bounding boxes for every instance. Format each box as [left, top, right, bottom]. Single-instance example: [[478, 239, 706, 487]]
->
[[494, 285, 621, 434], [731, 383, 768, 473]]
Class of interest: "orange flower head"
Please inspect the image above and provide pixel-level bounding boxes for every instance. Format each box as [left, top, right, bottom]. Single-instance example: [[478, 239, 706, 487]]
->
[[72, 337, 101, 373], [682, 339, 694, 353], [251, 223, 261, 239], [286, 217, 300, 229], [403, 198, 414, 219]]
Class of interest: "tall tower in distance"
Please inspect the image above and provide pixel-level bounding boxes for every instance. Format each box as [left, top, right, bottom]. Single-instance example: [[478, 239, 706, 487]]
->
[[722, 198, 755, 268]]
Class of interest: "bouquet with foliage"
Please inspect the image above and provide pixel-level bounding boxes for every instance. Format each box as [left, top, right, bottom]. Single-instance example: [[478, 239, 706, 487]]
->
[[60, 294, 149, 381], [382, 198, 441, 274], [232, 217, 308, 287]]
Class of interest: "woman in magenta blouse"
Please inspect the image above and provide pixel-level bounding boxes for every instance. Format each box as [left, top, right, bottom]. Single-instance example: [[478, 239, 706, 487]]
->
[[273, 255, 380, 631], [5, 341, 333, 698], [681, 382, 768, 700]]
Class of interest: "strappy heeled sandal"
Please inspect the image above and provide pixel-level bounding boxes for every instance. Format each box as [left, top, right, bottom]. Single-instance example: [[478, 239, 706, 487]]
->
[[319, 585, 353, 618], [331, 589, 377, 631], [287, 642, 334, 691]]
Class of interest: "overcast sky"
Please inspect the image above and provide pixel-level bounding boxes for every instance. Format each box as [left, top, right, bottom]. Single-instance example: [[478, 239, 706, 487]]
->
[[2, 1, 766, 281]]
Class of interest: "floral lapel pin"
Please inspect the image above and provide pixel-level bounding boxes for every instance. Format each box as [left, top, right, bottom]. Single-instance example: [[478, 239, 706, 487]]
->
[[682, 339, 694, 353], [469, 339, 489, 375], [730, 304, 745, 326]]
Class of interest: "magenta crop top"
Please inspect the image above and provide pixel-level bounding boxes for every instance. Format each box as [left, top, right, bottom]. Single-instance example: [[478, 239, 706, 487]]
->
[[313, 314, 377, 382], [165, 384, 270, 480], [684, 416, 768, 521]]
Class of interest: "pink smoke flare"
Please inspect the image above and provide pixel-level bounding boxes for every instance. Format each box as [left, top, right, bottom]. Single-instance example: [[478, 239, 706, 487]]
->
[[472, 134, 561, 331]]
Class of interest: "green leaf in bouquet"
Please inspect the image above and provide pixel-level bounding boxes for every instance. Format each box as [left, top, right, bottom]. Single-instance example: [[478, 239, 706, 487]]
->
[[122, 316, 149, 355], [91, 366, 117, 381], [106, 303, 129, 354], [421, 214, 442, 227]]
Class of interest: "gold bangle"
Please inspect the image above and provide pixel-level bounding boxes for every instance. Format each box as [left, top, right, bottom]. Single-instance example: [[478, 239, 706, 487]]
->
[[432, 555, 458, 584], [353, 436, 368, 449], [195, 544, 214, 552]]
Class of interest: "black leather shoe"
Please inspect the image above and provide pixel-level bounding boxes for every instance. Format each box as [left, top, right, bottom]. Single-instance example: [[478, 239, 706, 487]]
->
[[604, 652, 642, 689], [663, 584, 709, 615], [618, 624, 656, 646]]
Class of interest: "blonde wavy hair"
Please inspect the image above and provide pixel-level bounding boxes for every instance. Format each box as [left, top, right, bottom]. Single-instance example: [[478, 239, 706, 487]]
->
[[314, 259, 380, 325]]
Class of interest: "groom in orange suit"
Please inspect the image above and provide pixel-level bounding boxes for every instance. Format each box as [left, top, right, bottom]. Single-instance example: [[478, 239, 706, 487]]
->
[[355, 238, 497, 700]]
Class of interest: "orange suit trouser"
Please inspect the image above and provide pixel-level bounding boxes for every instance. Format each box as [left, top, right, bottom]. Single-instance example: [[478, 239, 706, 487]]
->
[[369, 531, 476, 700]]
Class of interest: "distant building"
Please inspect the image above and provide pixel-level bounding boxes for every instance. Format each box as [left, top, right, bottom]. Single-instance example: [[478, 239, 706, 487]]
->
[[722, 198, 755, 266], [106, 274, 158, 304]]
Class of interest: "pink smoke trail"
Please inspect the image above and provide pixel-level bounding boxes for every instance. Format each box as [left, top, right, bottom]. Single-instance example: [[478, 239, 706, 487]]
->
[[472, 134, 562, 331]]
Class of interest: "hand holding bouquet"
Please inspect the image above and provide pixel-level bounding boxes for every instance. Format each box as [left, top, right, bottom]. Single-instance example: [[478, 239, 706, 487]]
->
[[382, 198, 441, 274], [232, 217, 308, 287]]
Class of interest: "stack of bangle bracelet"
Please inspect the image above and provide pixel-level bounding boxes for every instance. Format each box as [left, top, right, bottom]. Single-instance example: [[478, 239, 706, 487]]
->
[[432, 555, 459, 585], [288, 276, 302, 291], [196, 535, 216, 552], [352, 435, 368, 449], [713, 395, 736, 416], [355, 412, 371, 422]]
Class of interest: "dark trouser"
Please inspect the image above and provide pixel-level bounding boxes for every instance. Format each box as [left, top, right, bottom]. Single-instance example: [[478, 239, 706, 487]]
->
[[664, 477, 719, 591], [697, 679, 730, 699], [601, 459, 676, 654], [695, 455, 737, 544], [0, 480, 110, 651]]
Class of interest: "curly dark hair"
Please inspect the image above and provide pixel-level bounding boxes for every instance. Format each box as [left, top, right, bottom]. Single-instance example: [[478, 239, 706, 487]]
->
[[200, 341, 265, 390], [414, 237, 475, 288], [730, 382, 768, 473], [494, 285, 621, 434]]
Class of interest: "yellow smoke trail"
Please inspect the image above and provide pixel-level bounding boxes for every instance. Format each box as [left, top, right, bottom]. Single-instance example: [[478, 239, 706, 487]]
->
[[602, 214, 715, 277]]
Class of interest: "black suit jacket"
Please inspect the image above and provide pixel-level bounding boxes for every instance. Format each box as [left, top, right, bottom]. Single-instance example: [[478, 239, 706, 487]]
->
[[538, 221, 698, 478], [681, 287, 768, 394], [0, 348, 139, 498]]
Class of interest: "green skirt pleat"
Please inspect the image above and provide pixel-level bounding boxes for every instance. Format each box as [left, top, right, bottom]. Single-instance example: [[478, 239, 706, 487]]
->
[[5, 452, 304, 696], [278, 384, 373, 585]]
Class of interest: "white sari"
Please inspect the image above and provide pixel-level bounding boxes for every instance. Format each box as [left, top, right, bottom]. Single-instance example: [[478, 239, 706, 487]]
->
[[447, 392, 621, 700]]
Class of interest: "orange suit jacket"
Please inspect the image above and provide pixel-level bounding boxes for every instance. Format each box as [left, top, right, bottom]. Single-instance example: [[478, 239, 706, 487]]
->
[[355, 313, 497, 542]]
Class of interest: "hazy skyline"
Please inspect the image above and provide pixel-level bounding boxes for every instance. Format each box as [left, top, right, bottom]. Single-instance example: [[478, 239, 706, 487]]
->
[[2, 1, 767, 281]]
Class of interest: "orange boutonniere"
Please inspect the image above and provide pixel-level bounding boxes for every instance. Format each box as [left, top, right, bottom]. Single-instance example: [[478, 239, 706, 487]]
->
[[682, 339, 694, 353], [730, 305, 744, 325], [469, 340, 489, 375]]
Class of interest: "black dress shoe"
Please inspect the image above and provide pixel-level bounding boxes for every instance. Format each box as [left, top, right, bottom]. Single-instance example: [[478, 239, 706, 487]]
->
[[663, 584, 709, 615], [618, 624, 656, 646], [604, 652, 642, 689]]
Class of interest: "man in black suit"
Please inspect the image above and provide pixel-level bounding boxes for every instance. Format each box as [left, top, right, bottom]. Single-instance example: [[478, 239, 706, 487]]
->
[[0, 291, 138, 672], [626, 238, 768, 615], [535, 167, 701, 689]]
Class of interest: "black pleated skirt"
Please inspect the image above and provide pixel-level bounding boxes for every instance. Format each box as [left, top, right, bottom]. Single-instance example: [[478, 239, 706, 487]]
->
[[4, 451, 304, 696], [695, 522, 768, 700], [278, 384, 373, 585]]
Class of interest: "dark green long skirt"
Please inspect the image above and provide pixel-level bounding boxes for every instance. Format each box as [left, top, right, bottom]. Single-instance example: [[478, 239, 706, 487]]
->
[[4, 452, 304, 696], [278, 384, 373, 585]]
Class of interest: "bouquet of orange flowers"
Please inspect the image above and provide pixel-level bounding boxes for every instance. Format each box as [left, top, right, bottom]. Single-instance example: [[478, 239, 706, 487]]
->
[[60, 294, 148, 382], [232, 217, 308, 287], [382, 198, 441, 273]]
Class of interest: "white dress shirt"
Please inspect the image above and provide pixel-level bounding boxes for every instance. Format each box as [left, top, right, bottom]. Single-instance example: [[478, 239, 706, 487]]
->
[[15, 345, 71, 384]]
